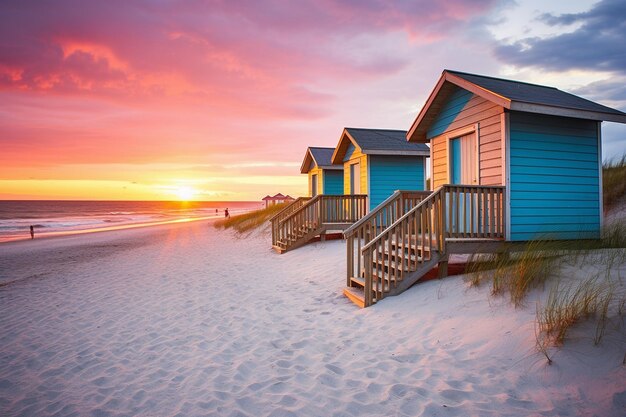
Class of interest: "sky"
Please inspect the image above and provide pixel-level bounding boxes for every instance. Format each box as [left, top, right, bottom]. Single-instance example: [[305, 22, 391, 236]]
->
[[1, 0, 625, 201]]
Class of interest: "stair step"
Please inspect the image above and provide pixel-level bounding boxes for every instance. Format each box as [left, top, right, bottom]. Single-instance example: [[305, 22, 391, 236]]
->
[[350, 275, 391, 294], [349, 276, 365, 287], [372, 256, 423, 271], [375, 252, 421, 263], [386, 242, 432, 254], [343, 287, 366, 308]]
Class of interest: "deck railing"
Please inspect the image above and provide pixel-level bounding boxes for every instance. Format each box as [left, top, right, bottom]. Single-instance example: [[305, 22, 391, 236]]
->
[[270, 197, 312, 246], [356, 185, 505, 306], [272, 194, 368, 250], [344, 190, 431, 286]]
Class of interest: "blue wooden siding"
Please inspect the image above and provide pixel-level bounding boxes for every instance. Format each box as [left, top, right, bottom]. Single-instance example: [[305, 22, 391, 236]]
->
[[323, 170, 344, 195], [369, 155, 425, 210], [343, 143, 355, 162], [509, 112, 600, 241], [427, 87, 473, 139]]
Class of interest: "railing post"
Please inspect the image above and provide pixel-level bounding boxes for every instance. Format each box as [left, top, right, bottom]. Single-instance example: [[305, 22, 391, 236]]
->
[[500, 190, 506, 240], [347, 234, 354, 286], [318, 196, 323, 225], [439, 187, 449, 253], [364, 247, 373, 307]]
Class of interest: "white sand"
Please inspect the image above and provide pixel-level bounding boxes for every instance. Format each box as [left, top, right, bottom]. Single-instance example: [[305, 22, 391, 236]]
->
[[0, 221, 625, 416]]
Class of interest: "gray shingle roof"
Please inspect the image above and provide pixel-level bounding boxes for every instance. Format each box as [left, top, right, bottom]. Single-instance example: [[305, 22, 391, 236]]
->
[[447, 70, 626, 116], [308, 147, 335, 166], [345, 128, 429, 153]]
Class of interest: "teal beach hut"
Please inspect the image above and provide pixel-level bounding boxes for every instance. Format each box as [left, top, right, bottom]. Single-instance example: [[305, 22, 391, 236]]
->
[[331, 128, 430, 210], [407, 69, 626, 241], [300, 147, 344, 197]]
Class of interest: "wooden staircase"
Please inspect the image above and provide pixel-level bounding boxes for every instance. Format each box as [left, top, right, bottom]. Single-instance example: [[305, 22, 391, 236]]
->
[[344, 185, 506, 307], [271, 194, 367, 253]]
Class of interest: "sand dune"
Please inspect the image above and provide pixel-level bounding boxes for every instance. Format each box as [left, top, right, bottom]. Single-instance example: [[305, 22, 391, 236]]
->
[[0, 220, 624, 416]]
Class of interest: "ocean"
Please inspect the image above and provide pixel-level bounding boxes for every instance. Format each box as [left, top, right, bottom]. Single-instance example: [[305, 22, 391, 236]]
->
[[0, 200, 263, 242]]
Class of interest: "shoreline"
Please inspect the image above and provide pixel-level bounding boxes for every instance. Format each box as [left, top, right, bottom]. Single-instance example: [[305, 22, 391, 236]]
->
[[0, 217, 228, 287], [0, 215, 222, 245]]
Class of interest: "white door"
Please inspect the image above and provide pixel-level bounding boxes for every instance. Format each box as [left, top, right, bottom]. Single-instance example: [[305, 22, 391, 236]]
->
[[350, 163, 360, 194], [311, 174, 318, 197]]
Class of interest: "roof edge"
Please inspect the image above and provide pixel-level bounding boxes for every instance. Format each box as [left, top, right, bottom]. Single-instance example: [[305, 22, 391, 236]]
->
[[330, 129, 360, 164], [300, 148, 316, 174], [364, 149, 430, 157], [510, 102, 626, 123], [407, 70, 511, 142]]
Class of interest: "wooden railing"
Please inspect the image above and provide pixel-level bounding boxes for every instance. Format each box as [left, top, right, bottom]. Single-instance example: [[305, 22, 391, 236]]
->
[[272, 194, 368, 250], [345, 190, 431, 286], [357, 185, 505, 306], [270, 197, 311, 246], [443, 185, 506, 239]]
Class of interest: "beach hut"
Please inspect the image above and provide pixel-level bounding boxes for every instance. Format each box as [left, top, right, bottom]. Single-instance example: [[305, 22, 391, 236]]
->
[[300, 147, 344, 197], [407, 69, 626, 241], [330, 128, 430, 210], [344, 70, 626, 307]]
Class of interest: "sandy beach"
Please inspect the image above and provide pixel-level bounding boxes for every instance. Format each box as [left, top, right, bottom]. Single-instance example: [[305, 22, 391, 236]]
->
[[1, 220, 625, 417]]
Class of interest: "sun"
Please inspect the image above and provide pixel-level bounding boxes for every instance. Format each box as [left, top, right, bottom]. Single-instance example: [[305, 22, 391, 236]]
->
[[175, 186, 196, 201]]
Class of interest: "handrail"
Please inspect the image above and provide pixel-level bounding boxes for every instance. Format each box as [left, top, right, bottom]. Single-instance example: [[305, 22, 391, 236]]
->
[[361, 187, 444, 253], [345, 190, 431, 287], [270, 197, 312, 247], [269, 197, 311, 222], [272, 194, 368, 251], [361, 184, 505, 252], [278, 194, 322, 224], [344, 190, 401, 237], [352, 184, 506, 306]]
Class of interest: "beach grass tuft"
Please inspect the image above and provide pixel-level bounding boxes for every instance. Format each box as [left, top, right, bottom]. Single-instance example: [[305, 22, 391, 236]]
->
[[603, 153, 626, 211], [535, 274, 625, 348], [214, 203, 288, 233], [465, 241, 559, 307], [466, 221, 626, 307]]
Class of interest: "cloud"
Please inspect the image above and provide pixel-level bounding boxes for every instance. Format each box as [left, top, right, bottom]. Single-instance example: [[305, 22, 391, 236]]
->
[[571, 76, 626, 108], [0, 0, 497, 98], [494, 0, 626, 74], [0, 0, 506, 198]]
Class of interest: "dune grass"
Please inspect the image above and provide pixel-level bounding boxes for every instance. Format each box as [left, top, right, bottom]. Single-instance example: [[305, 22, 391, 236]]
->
[[603, 154, 626, 211], [465, 222, 626, 307], [465, 241, 560, 307], [466, 222, 626, 358], [214, 203, 288, 233], [537, 277, 617, 346]]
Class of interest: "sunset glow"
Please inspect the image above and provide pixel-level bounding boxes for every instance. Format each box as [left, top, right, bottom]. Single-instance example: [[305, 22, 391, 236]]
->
[[1, 0, 624, 201], [174, 186, 196, 202]]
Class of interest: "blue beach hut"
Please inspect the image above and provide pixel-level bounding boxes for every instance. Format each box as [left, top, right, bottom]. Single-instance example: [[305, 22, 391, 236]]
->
[[407, 70, 626, 241], [300, 147, 344, 197], [330, 128, 430, 210]]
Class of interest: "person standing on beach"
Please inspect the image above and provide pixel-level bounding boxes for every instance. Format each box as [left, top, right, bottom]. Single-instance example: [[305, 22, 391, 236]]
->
[[29, 225, 34, 239], [225, 208, 230, 218]]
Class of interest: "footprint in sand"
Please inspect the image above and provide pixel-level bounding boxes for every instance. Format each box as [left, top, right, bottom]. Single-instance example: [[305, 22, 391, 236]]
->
[[324, 363, 344, 375], [390, 353, 421, 363]]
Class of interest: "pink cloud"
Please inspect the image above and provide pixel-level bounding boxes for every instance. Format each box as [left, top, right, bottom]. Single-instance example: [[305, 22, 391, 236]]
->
[[0, 0, 500, 194]]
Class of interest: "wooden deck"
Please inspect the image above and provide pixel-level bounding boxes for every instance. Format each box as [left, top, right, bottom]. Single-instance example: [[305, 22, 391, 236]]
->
[[270, 194, 367, 253], [344, 185, 506, 307]]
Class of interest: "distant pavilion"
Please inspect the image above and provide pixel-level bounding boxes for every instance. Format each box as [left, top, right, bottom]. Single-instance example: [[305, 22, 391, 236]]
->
[[262, 193, 295, 208]]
